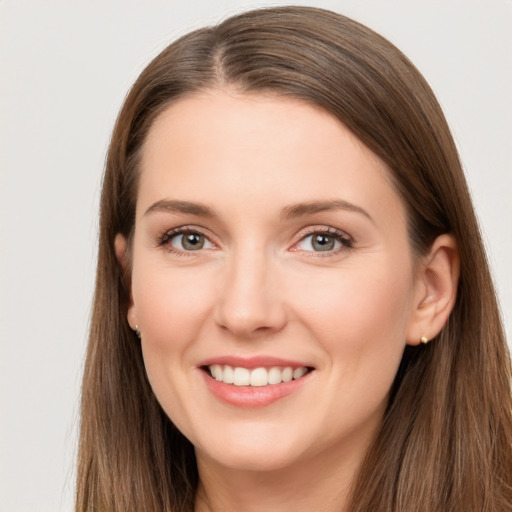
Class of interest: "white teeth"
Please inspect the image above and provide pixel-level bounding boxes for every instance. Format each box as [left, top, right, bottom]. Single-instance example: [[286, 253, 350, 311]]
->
[[207, 364, 310, 386], [282, 367, 293, 382], [223, 365, 234, 384], [250, 367, 269, 387], [293, 367, 307, 379], [233, 367, 250, 386], [268, 367, 282, 385], [211, 364, 223, 381]]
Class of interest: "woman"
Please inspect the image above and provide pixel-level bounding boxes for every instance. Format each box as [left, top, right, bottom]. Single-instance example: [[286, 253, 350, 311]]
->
[[76, 6, 512, 511]]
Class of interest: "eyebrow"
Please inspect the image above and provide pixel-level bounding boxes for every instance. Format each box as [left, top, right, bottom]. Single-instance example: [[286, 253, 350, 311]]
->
[[144, 198, 373, 223], [280, 199, 373, 223], [144, 199, 215, 217]]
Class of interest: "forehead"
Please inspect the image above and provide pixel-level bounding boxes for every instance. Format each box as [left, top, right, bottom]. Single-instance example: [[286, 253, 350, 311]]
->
[[138, 90, 405, 227]]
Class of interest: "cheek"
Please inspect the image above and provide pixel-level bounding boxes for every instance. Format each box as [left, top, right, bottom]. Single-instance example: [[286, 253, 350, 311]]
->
[[133, 262, 213, 339], [289, 262, 413, 363], [132, 263, 217, 424], [289, 264, 413, 434], [131, 262, 218, 394]]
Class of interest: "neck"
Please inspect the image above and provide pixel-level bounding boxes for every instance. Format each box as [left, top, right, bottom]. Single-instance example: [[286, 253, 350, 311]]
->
[[194, 433, 372, 512]]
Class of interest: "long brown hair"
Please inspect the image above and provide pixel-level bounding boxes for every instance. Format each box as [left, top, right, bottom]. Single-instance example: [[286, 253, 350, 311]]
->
[[76, 6, 512, 511]]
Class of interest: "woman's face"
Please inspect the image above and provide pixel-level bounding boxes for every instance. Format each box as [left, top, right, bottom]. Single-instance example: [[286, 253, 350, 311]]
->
[[124, 90, 424, 473]]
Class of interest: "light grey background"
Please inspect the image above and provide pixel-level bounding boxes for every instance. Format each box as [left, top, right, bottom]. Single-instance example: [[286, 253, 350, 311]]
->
[[1, 1, 510, 510]]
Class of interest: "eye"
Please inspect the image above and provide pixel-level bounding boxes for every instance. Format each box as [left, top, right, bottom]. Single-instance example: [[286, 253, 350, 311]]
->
[[298, 233, 341, 252], [292, 228, 353, 254], [162, 229, 216, 252]]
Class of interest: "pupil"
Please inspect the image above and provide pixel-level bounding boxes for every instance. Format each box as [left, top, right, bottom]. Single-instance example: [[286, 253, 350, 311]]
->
[[313, 235, 334, 251], [183, 233, 204, 250]]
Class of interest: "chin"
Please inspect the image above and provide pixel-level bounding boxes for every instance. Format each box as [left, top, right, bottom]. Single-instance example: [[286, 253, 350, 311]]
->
[[194, 427, 305, 472], [202, 448, 299, 473]]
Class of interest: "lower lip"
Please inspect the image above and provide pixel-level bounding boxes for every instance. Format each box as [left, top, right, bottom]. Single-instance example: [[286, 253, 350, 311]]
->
[[201, 370, 312, 408]]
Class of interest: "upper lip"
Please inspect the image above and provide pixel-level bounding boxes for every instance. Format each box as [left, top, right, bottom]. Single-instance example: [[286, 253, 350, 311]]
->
[[198, 355, 314, 369]]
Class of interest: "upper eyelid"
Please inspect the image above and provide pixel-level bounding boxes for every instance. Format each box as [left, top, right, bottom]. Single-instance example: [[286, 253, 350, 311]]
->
[[158, 225, 217, 247], [161, 225, 213, 238], [157, 224, 353, 249], [289, 225, 354, 254], [158, 227, 217, 256], [292, 225, 352, 241], [161, 224, 350, 238]]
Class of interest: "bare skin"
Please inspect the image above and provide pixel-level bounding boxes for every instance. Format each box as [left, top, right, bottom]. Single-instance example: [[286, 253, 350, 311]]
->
[[116, 89, 459, 512]]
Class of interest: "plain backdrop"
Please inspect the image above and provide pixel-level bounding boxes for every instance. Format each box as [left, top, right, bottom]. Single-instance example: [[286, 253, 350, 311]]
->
[[1, 1, 510, 510]]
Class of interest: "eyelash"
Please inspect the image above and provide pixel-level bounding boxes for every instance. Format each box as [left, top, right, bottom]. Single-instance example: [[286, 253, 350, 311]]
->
[[156, 225, 354, 257], [293, 226, 354, 257], [157, 226, 215, 257]]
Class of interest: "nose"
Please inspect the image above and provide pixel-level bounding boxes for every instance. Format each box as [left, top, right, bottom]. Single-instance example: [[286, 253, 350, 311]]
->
[[214, 250, 287, 339]]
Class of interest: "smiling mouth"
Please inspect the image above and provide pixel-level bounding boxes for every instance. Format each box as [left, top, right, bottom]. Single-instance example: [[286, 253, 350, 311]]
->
[[203, 364, 314, 387]]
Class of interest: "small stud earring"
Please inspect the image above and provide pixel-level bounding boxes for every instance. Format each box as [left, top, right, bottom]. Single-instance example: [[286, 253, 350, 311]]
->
[[420, 336, 429, 344], [134, 325, 141, 339]]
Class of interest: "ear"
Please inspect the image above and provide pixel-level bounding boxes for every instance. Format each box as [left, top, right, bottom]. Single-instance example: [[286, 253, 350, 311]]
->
[[114, 234, 138, 331], [406, 234, 460, 346]]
